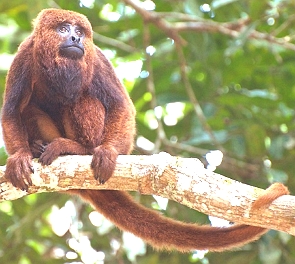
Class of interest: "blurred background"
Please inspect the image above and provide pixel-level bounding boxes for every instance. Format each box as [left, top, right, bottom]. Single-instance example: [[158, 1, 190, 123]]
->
[[1, 0, 295, 263]]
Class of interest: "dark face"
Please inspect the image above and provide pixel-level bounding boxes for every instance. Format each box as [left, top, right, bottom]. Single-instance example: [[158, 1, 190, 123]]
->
[[58, 23, 85, 59]]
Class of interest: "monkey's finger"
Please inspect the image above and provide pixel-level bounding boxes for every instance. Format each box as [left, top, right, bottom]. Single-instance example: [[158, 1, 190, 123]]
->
[[11, 173, 29, 191], [22, 164, 33, 188], [91, 157, 115, 184], [39, 152, 56, 165], [23, 172, 33, 187]]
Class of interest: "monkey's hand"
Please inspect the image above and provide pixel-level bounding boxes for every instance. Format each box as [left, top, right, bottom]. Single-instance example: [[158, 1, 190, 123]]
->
[[38, 140, 61, 165], [38, 138, 89, 165], [30, 140, 48, 158], [91, 144, 118, 184], [5, 149, 33, 191]]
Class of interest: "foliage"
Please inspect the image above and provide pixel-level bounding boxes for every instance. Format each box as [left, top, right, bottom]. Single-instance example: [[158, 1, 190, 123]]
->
[[1, 0, 295, 263]]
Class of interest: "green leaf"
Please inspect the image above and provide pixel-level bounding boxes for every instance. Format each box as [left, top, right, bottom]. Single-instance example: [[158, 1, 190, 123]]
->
[[244, 124, 267, 157], [249, 0, 269, 20]]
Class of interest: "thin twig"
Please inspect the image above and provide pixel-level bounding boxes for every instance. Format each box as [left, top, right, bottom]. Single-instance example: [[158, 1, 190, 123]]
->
[[122, 0, 186, 45], [174, 42, 225, 151], [93, 32, 138, 53], [174, 21, 295, 51], [121, 0, 295, 51]]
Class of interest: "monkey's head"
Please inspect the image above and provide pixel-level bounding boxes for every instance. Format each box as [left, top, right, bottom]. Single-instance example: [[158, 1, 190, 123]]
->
[[31, 9, 96, 103], [33, 8, 94, 61]]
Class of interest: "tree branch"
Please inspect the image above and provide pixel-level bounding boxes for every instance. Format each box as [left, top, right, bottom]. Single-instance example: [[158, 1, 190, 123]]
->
[[0, 153, 294, 236], [122, 0, 295, 51]]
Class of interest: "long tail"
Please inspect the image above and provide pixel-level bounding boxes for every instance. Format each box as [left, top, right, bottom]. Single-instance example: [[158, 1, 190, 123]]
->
[[75, 190, 267, 252]]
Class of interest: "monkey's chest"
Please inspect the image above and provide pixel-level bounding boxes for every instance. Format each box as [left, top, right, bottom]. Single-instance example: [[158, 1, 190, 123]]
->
[[29, 89, 106, 148], [61, 96, 106, 148]]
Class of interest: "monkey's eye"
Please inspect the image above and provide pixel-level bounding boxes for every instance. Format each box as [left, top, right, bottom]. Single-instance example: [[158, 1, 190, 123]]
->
[[75, 29, 84, 38], [59, 25, 69, 33]]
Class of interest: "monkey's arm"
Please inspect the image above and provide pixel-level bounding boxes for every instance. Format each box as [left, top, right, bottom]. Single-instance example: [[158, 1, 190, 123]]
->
[[2, 37, 35, 190], [88, 48, 136, 183]]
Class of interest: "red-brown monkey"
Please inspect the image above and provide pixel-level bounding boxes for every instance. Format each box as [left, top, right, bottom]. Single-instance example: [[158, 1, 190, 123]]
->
[[1, 9, 290, 252]]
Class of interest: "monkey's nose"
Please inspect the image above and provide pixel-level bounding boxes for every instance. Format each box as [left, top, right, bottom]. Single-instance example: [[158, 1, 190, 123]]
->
[[71, 36, 80, 43]]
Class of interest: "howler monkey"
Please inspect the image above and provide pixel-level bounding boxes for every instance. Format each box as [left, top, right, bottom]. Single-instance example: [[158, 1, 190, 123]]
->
[[1, 8, 289, 252]]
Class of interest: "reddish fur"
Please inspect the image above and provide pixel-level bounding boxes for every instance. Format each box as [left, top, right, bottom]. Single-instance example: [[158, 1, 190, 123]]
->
[[1, 8, 289, 252]]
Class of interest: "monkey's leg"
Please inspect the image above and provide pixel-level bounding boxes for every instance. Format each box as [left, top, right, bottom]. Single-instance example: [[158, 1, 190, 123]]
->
[[36, 96, 105, 165], [22, 104, 62, 143], [22, 104, 90, 165]]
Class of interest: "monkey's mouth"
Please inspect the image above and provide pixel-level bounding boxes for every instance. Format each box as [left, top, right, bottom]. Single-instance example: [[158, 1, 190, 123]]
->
[[59, 45, 84, 59]]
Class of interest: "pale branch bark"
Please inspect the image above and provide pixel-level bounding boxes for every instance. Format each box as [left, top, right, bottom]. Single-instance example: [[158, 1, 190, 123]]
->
[[0, 153, 294, 235]]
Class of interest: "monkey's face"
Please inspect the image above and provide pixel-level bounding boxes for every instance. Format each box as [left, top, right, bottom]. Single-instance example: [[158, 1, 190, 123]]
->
[[32, 8, 94, 63], [57, 23, 85, 60]]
